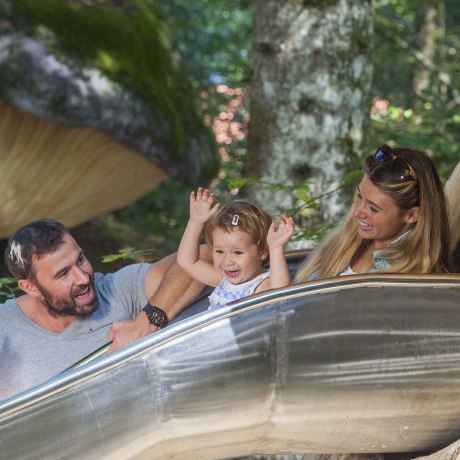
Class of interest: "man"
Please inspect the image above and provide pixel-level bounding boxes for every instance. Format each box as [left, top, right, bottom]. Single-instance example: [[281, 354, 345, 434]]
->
[[0, 218, 206, 401]]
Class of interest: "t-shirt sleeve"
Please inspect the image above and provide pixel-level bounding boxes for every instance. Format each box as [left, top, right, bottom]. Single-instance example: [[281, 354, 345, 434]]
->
[[95, 263, 150, 319]]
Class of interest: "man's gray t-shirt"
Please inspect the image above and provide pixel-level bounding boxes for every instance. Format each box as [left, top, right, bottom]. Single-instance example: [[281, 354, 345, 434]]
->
[[0, 263, 150, 401]]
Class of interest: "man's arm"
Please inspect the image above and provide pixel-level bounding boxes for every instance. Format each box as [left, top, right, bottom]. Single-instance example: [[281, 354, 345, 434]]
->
[[108, 246, 211, 351], [144, 249, 209, 319]]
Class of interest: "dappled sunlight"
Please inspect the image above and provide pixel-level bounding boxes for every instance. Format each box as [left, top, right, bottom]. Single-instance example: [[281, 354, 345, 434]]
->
[[199, 84, 249, 196]]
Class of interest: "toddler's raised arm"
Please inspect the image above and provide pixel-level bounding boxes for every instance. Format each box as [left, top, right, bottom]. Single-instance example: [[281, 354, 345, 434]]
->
[[266, 215, 295, 289], [177, 188, 221, 286]]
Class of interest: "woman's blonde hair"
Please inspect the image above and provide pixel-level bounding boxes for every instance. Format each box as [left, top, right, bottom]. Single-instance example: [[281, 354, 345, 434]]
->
[[295, 145, 451, 282], [204, 199, 273, 256]]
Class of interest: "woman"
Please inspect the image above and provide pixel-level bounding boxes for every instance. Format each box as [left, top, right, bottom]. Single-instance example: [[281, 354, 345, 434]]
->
[[295, 144, 451, 282]]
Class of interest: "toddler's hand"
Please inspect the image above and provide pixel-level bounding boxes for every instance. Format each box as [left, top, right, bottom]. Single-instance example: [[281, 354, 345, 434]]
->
[[267, 215, 295, 249], [189, 187, 220, 224]]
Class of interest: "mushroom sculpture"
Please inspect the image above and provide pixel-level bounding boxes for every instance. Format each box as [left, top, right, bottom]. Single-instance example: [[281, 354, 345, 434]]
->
[[0, 0, 217, 238]]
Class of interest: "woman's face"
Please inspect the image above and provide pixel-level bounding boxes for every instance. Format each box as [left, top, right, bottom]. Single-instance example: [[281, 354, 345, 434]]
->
[[352, 175, 419, 250]]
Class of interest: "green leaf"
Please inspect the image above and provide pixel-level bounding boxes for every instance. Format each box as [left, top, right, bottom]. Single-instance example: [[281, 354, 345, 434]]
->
[[294, 185, 312, 203], [403, 109, 413, 118], [0, 277, 21, 302], [267, 183, 287, 191], [343, 170, 362, 183], [0, 277, 17, 288], [101, 247, 138, 263], [388, 106, 402, 121], [224, 176, 257, 190]]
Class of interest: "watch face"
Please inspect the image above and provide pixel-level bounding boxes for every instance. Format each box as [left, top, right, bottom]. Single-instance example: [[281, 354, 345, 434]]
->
[[145, 306, 168, 328]]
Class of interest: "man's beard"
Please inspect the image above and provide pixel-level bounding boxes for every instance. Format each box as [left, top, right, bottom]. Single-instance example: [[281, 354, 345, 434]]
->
[[37, 277, 98, 318]]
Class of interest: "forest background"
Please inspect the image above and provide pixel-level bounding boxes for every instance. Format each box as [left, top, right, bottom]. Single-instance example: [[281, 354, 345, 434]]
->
[[110, 0, 460, 257], [0, 0, 459, 297]]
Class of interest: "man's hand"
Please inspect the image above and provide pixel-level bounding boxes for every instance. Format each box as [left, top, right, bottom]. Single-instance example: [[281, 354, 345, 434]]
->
[[107, 312, 157, 352]]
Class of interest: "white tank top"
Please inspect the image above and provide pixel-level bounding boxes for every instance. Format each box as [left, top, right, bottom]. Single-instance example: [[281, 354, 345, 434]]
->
[[208, 271, 270, 310], [338, 264, 357, 276]]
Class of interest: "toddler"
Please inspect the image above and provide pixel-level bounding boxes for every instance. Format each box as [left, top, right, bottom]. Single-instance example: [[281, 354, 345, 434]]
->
[[177, 188, 295, 309]]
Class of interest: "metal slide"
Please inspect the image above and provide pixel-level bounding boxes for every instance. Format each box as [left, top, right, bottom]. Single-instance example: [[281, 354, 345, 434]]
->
[[1, 274, 460, 459]]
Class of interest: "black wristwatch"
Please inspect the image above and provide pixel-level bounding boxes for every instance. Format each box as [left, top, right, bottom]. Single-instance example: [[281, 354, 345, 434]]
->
[[142, 303, 169, 329]]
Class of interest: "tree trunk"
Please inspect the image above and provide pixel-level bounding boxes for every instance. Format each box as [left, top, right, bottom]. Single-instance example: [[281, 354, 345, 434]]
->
[[412, 2, 438, 98], [247, 0, 373, 221]]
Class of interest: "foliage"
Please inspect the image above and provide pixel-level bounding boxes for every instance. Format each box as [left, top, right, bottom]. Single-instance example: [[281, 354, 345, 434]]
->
[[114, 83, 251, 246], [369, 99, 459, 181], [113, 179, 193, 247], [152, 0, 252, 89], [202, 85, 249, 199], [110, 1, 459, 248], [101, 247, 155, 263], [369, 0, 460, 179], [225, 172, 360, 243], [0, 277, 20, 304]]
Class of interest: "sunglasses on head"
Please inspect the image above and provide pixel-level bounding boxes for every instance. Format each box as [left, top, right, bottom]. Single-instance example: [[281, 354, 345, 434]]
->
[[372, 147, 417, 181]]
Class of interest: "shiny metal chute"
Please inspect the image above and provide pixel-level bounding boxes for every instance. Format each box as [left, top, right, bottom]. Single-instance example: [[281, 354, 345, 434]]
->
[[1, 274, 460, 459]]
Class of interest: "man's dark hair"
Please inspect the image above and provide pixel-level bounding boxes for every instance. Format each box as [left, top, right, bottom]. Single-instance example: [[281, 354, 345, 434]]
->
[[5, 219, 69, 280]]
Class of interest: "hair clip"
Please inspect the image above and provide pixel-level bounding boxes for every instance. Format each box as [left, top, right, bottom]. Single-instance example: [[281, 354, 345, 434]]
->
[[232, 215, 240, 226]]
